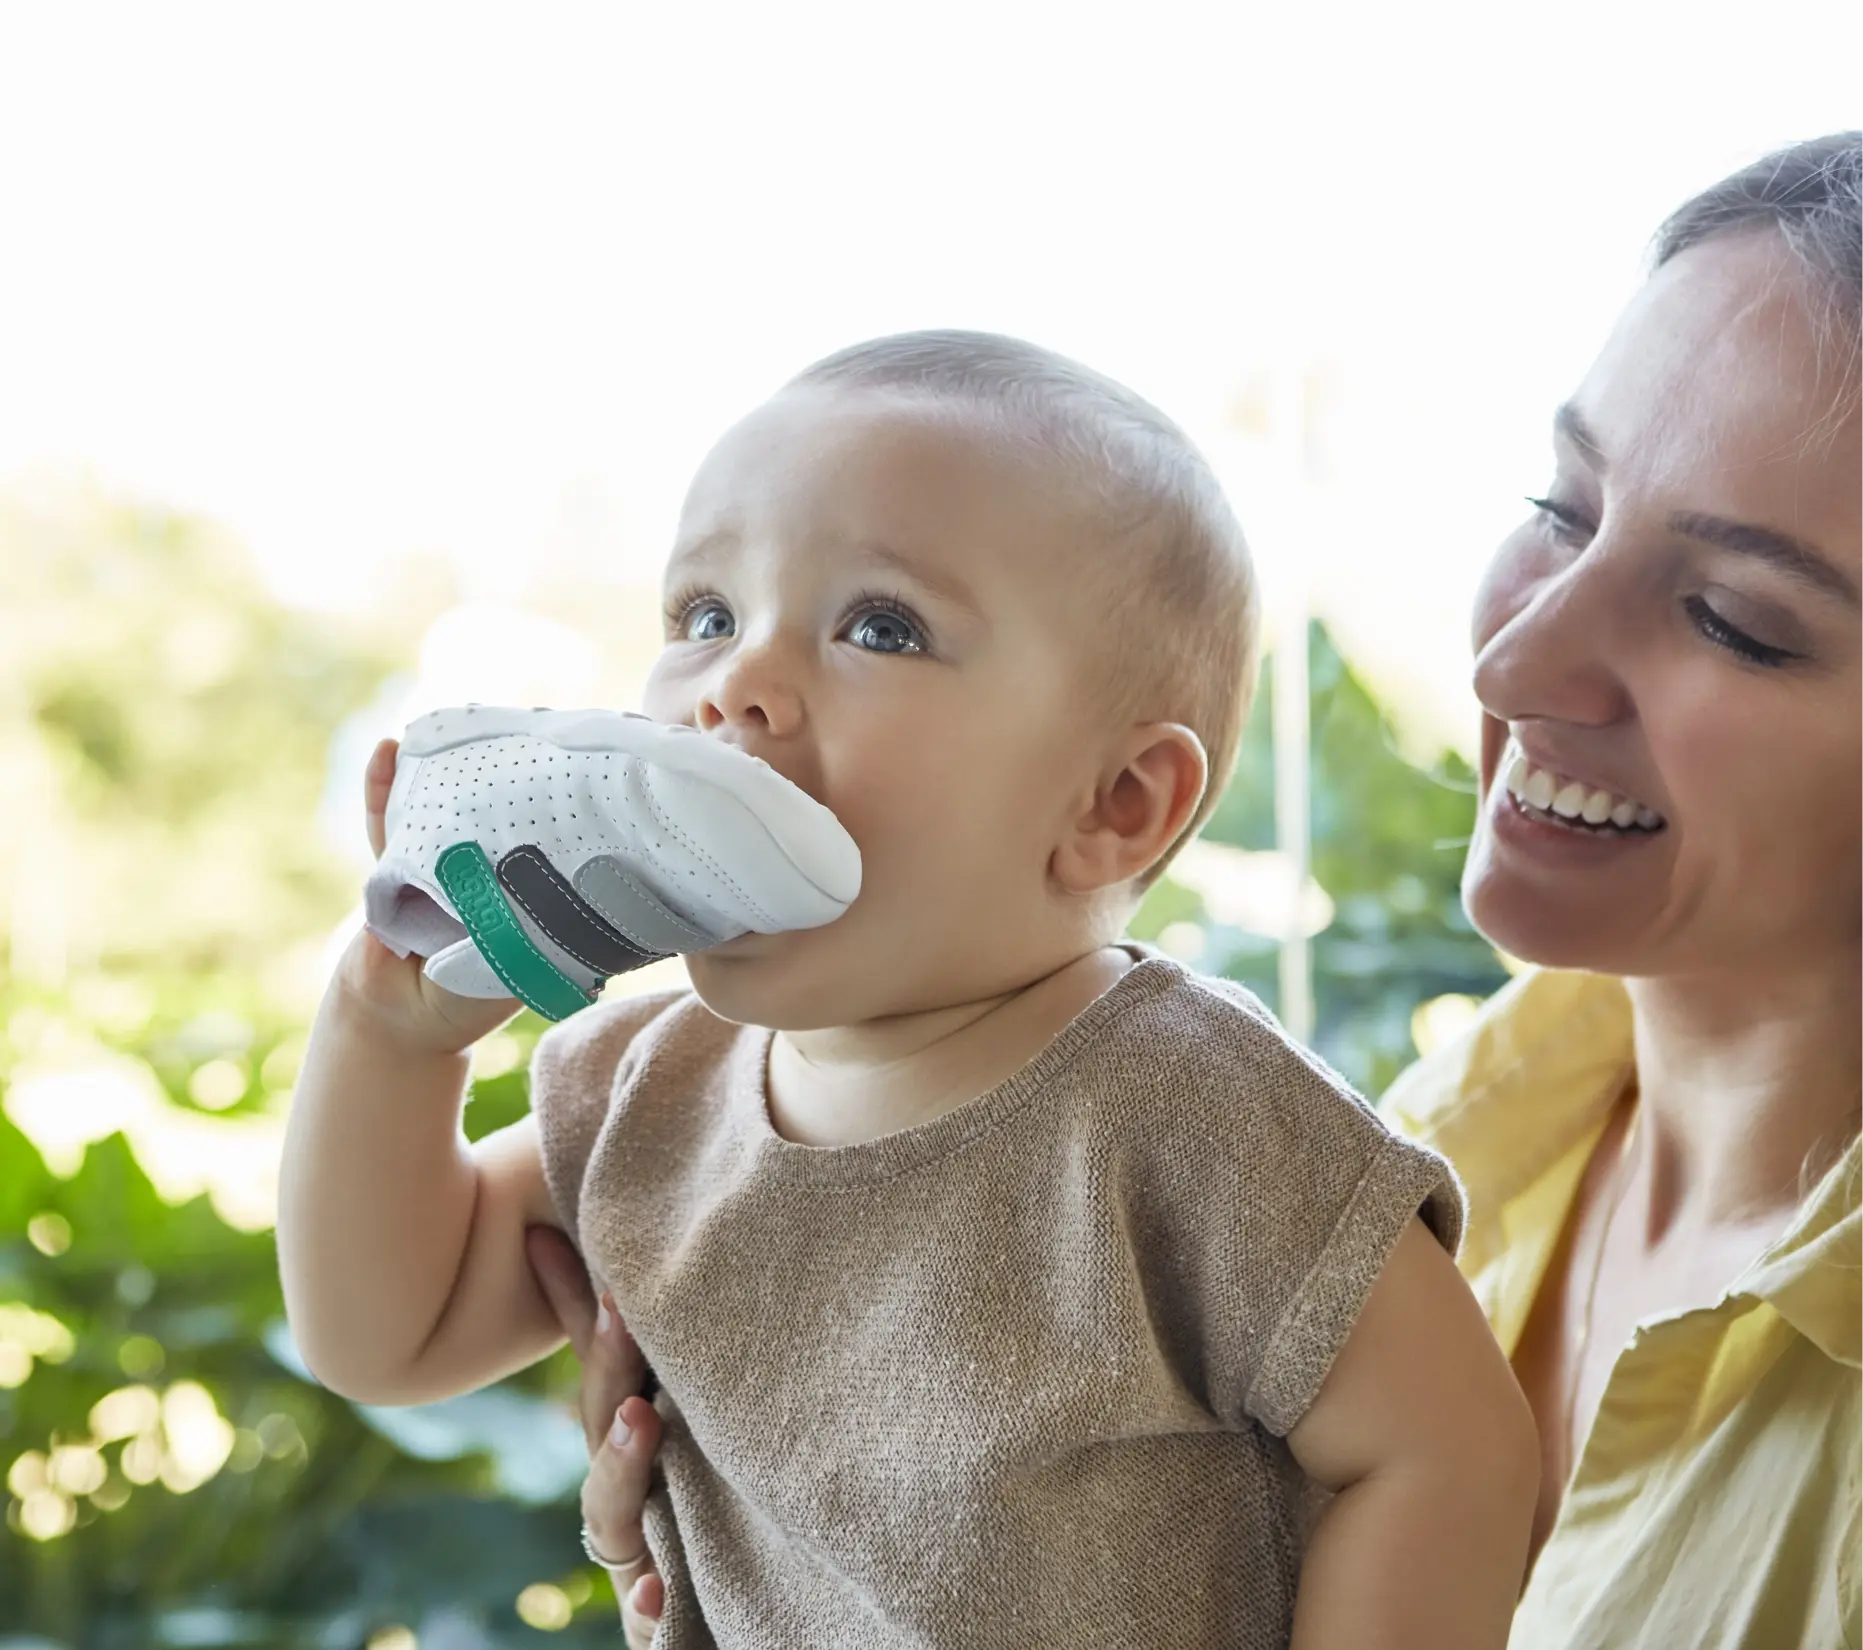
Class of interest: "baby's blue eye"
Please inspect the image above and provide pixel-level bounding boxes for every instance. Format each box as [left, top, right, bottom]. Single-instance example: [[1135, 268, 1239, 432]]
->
[[848, 608, 924, 655], [684, 603, 734, 642]]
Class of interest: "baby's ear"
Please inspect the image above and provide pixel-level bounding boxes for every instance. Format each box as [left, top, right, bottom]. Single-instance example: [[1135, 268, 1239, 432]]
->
[[1053, 723, 1207, 896]]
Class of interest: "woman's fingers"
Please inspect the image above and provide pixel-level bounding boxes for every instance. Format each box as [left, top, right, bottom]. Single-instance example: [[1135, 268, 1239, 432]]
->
[[364, 737, 398, 860], [620, 1571, 665, 1648], [525, 1226, 668, 1631], [525, 1225, 598, 1361], [574, 1298, 664, 1647], [577, 1290, 648, 1452], [524, 1232, 648, 1451], [581, 1393, 664, 1590]]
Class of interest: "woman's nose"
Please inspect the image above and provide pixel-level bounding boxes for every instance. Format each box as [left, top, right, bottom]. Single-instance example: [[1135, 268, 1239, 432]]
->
[[1471, 552, 1631, 732]]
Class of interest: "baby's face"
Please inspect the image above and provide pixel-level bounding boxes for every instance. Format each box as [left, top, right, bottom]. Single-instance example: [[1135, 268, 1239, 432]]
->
[[642, 385, 1111, 1029]]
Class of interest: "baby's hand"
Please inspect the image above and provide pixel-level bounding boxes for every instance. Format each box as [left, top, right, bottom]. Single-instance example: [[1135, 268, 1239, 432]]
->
[[336, 738, 524, 1056]]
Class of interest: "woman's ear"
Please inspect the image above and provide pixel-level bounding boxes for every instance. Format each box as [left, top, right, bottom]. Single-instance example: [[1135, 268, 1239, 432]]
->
[[1053, 723, 1208, 896]]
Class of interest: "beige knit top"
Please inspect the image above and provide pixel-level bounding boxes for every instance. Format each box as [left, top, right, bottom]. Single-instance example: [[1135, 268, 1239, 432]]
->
[[531, 947, 1466, 1648]]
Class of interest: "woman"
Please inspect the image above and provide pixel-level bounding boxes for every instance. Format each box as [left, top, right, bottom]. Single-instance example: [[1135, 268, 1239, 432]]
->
[[533, 130, 1862, 1647], [1383, 129, 1861, 1647]]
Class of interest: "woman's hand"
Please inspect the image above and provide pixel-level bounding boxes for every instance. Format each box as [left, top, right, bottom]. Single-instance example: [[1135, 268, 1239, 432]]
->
[[526, 1224, 666, 1647]]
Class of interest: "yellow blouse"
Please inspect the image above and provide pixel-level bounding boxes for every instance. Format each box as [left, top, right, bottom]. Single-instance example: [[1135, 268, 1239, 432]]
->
[[1380, 968, 1860, 1650]]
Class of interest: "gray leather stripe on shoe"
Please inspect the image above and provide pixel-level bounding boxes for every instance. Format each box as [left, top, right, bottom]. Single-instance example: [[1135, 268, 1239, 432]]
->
[[574, 854, 723, 955], [497, 846, 667, 976]]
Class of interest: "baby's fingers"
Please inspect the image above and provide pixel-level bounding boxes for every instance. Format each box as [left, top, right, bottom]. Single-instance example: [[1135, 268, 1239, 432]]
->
[[365, 737, 399, 860]]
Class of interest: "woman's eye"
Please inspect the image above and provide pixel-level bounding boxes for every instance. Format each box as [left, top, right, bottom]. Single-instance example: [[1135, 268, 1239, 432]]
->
[[845, 604, 926, 655], [1683, 595, 1800, 668], [1526, 495, 1594, 544], [681, 602, 734, 642]]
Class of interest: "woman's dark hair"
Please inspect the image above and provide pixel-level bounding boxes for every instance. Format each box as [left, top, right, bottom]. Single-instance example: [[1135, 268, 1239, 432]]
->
[[1653, 132, 1861, 412]]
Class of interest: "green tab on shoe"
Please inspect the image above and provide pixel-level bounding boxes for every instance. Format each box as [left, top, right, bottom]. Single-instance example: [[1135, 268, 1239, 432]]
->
[[434, 841, 598, 1023]]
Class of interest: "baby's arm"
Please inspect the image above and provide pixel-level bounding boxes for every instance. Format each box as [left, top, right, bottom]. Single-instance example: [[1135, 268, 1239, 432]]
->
[[1283, 1216, 1540, 1650], [276, 936, 570, 1405], [276, 737, 571, 1406]]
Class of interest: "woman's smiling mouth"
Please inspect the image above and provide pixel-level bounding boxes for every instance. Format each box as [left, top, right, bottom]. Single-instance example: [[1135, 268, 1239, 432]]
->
[[1498, 739, 1667, 836]]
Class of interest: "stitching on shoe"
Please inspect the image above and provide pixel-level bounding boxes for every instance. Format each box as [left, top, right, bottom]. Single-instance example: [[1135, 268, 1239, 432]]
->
[[637, 767, 778, 932], [578, 861, 711, 953], [436, 843, 586, 1016], [440, 869, 529, 1002], [497, 850, 613, 977]]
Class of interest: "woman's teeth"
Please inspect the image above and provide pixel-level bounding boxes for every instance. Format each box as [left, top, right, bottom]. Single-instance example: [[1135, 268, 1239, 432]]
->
[[1500, 745, 1664, 834]]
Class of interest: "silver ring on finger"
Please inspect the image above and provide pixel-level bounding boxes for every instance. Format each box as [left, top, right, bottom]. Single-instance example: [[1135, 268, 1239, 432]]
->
[[581, 1520, 648, 1575]]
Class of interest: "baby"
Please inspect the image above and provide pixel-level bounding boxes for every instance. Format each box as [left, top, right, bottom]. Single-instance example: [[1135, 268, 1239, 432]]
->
[[278, 331, 1538, 1648]]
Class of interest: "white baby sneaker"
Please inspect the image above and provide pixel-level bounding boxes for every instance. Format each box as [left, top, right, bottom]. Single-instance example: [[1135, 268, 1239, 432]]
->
[[362, 705, 862, 1021]]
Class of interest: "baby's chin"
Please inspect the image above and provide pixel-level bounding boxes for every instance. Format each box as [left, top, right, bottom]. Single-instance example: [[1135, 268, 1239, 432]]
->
[[686, 924, 963, 1031], [683, 931, 846, 1030]]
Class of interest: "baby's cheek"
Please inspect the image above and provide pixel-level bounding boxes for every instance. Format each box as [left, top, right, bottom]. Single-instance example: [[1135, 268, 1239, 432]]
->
[[825, 732, 940, 813], [637, 665, 687, 725], [827, 718, 1052, 881], [832, 774, 976, 883]]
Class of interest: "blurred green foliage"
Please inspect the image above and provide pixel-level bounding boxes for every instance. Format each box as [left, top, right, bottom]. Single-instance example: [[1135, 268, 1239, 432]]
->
[[1176, 622, 1508, 1096], [1, 488, 1501, 1646], [1, 490, 626, 1647]]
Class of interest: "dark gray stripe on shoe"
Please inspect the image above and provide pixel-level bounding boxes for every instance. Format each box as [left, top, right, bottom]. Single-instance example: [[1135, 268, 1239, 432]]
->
[[503, 893, 606, 995], [573, 854, 720, 955], [497, 845, 666, 976]]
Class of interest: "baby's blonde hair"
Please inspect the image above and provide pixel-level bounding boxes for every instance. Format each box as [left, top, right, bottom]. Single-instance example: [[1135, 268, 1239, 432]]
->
[[791, 330, 1260, 887]]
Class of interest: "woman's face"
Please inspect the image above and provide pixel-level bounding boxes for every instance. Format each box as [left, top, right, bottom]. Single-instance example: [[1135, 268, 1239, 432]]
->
[[1463, 230, 1861, 977]]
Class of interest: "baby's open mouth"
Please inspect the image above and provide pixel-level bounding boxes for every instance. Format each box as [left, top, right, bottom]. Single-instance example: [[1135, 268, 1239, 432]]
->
[[1500, 742, 1667, 835]]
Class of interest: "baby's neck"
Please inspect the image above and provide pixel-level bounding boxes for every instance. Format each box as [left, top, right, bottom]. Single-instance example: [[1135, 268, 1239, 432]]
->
[[765, 946, 1135, 1148]]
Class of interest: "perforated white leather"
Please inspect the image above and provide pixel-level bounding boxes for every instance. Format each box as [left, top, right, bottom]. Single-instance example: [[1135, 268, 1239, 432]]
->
[[362, 705, 862, 1001]]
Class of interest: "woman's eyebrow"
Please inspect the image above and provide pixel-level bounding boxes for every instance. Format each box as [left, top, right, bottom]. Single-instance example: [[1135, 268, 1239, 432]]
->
[[1555, 401, 1859, 607], [1668, 512, 1860, 606], [1554, 403, 1606, 469]]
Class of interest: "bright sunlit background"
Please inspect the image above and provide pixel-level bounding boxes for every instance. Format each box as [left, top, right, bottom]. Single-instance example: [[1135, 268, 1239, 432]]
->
[[1, 5, 1856, 1640], [5, 4, 1857, 750]]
